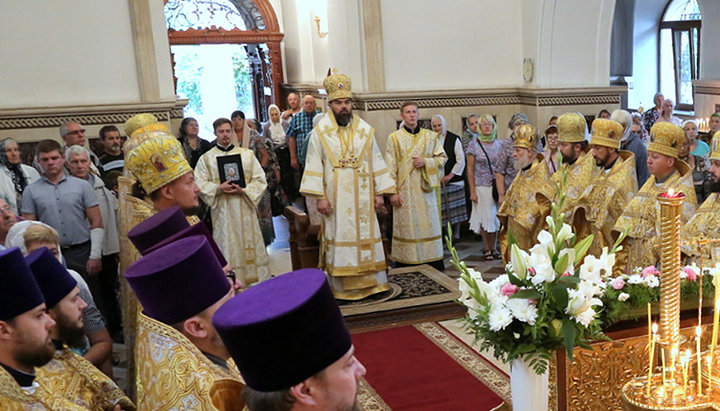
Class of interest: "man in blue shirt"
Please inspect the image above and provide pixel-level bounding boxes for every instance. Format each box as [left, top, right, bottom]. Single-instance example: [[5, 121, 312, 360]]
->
[[286, 95, 320, 170], [21, 140, 103, 279]]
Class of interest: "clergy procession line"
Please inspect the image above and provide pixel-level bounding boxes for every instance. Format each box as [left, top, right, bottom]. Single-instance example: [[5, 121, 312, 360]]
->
[[2, 71, 720, 410]]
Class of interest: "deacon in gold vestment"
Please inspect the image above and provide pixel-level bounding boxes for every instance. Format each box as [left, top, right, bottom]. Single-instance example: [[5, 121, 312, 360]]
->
[[538, 113, 599, 223], [573, 118, 638, 258], [125, 235, 245, 411], [119, 113, 201, 400], [498, 124, 552, 263], [195, 118, 270, 286], [681, 131, 720, 258], [300, 73, 395, 300], [614, 122, 697, 272], [386, 102, 447, 269]]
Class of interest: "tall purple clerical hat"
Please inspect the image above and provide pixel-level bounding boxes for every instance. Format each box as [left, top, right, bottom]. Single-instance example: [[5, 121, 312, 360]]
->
[[128, 206, 227, 266], [124, 235, 230, 325], [25, 247, 78, 309], [212, 269, 352, 392], [0, 247, 45, 321]]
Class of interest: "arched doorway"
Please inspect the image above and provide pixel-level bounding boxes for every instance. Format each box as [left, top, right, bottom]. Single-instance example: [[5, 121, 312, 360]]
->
[[164, 0, 284, 131]]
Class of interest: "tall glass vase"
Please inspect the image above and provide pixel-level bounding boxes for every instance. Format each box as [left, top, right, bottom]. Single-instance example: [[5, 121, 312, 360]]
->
[[510, 357, 549, 411]]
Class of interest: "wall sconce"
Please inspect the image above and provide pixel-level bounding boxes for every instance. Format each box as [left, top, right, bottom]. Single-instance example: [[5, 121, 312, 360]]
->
[[314, 16, 328, 38]]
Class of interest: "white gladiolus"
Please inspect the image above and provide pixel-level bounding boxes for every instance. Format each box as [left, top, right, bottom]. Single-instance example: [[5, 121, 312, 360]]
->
[[579, 254, 603, 284], [505, 298, 538, 325], [556, 223, 574, 244], [531, 230, 555, 257]]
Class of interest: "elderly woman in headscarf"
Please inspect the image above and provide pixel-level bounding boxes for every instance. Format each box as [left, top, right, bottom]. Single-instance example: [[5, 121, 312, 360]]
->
[[0, 138, 40, 214], [495, 112, 530, 203], [431, 114, 466, 240], [465, 114, 502, 259]]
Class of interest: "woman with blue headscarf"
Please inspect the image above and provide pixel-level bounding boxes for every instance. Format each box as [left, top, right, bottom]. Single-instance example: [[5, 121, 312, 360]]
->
[[0, 138, 40, 214]]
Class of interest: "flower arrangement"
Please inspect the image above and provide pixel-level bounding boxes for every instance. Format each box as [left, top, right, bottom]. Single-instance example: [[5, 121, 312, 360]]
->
[[602, 264, 719, 323], [450, 172, 621, 375]]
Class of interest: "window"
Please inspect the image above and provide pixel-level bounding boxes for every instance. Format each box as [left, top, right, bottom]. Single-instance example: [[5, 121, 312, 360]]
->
[[659, 0, 701, 111]]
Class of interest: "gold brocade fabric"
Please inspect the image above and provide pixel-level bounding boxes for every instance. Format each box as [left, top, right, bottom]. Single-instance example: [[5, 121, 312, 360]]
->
[[0, 365, 55, 410], [681, 193, 720, 257], [384, 128, 447, 265], [538, 150, 599, 223], [613, 160, 697, 272], [117, 175, 153, 400], [573, 150, 638, 257], [36, 347, 135, 410], [498, 156, 552, 262], [195, 146, 270, 286], [135, 313, 244, 411], [300, 113, 395, 300]]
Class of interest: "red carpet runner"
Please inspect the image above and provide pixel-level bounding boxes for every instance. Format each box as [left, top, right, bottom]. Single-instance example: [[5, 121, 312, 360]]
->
[[353, 323, 508, 410]]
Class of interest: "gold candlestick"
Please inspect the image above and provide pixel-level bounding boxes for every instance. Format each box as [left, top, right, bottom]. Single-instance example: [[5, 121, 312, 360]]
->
[[657, 191, 684, 349]]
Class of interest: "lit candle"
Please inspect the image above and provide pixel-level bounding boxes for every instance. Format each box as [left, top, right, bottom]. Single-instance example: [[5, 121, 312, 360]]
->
[[707, 356, 713, 392], [671, 345, 678, 382], [648, 325, 657, 398], [698, 326, 703, 396]]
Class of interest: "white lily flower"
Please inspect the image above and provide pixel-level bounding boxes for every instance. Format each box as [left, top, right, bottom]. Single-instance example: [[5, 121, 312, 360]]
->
[[579, 254, 602, 284], [528, 252, 555, 285], [510, 244, 530, 280]]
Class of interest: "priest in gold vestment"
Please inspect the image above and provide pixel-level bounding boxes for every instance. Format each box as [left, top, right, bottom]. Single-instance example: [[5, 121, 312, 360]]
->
[[119, 114, 201, 399], [125, 235, 244, 411], [538, 113, 599, 223], [682, 131, 720, 258], [0, 248, 82, 410], [26, 248, 134, 411], [498, 124, 552, 262], [614, 122, 697, 271], [300, 73, 395, 300], [385, 102, 447, 270], [573, 118, 638, 259], [195, 118, 270, 286]]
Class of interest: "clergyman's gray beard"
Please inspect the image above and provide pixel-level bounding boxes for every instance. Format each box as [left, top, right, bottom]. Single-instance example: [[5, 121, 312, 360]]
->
[[513, 157, 532, 171]]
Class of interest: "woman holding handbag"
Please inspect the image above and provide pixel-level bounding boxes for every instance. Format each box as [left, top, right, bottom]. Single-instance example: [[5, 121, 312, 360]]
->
[[466, 114, 502, 260]]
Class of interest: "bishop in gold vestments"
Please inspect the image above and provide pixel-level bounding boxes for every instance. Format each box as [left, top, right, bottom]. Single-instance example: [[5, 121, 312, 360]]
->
[[498, 125, 552, 262], [573, 119, 638, 258], [300, 73, 395, 300], [537, 113, 599, 223], [681, 131, 720, 258], [614, 122, 697, 271], [119, 114, 200, 400], [385, 106, 447, 267]]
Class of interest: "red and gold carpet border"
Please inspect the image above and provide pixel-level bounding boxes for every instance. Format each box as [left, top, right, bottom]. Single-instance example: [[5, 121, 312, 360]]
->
[[414, 322, 512, 404]]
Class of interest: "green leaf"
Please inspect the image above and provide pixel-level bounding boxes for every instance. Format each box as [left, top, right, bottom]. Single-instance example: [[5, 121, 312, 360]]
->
[[562, 319, 577, 363], [551, 284, 569, 309], [507, 272, 524, 287], [510, 289, 542, 300], [556, 276, 580, 286]]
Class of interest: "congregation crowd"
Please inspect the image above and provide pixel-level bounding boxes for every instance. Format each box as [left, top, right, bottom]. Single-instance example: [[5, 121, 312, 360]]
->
[[2, 68, 720, 410]]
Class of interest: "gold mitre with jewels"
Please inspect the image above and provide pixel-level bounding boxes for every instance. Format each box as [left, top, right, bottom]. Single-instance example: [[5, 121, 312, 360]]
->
[[323, 72, 352, 102], [590, 118, 623, 149], [648, 122, 685, 158], [710, 130, 720, 161], [557, 113, 586, 143], [125, 135, 191, 194], [123, 113, 173, 155], [513, 124, 539, 150]]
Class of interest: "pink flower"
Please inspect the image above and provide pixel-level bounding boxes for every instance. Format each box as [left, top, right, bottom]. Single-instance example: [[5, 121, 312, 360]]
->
[[528, 267, 536, 276], [561, 271, 571, 277], [682, 267, 698, 282], [641, 266, 660, 278], [610, 277, 625, 290], [500, 283, 520, 297]]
